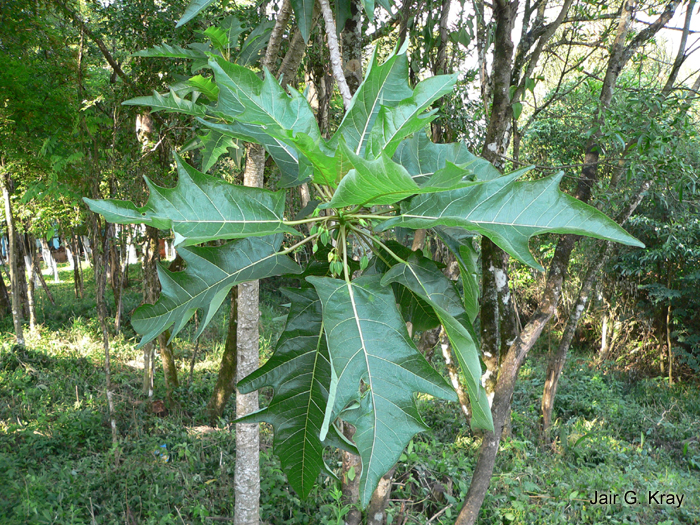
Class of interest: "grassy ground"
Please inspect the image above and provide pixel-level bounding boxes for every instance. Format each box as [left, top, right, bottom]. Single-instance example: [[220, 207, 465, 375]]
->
[[0, 263, 698, 524]]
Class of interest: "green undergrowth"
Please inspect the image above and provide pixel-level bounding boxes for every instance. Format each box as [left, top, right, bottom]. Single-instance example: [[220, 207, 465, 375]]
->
[[0, 264, 698, 524]]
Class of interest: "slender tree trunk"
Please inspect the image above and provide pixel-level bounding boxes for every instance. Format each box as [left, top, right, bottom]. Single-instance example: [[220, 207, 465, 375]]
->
[[40, 238, 60, 283], [142, 226, 159, 397], [2, 173, 24, 345], [16, 236, 29, 319], [32, 261, 55, 306], [234, 144, 264, 525], [21, 234, 38, 331], [158, 331, 180, 399], [207, 287, 238, 424], [341, 422, 363, 525], [666, 272, 673, 385], [442, 338, 472, 422], [0, 271, 10, 318], [90, 201, 118, 444]]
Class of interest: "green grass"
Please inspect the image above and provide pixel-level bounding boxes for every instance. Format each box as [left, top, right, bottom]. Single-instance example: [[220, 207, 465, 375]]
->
[[0, 263, 698, 524]]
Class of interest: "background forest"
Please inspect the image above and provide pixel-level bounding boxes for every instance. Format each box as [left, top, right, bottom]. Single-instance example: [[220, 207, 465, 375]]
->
[[1, 0, 699, 523]]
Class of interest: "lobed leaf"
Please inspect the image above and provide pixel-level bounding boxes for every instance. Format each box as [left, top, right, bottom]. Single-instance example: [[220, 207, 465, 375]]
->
[[176, 0, 217, 27], [199, 130, 238, 172], [122, 90, 207, 117], [237, 287, 357, 498], [332, 43, 413, 157], [381, 169, 644, 270], [321, 141, 478, 209], [132, 43, 206, 60], [393, 132, 501, 184], [307, 275, 457, 506], [133, 234, 300, 347], [84, 155, 298, 245], [381, 256, 493, 431], [367, 73, 458, 159]]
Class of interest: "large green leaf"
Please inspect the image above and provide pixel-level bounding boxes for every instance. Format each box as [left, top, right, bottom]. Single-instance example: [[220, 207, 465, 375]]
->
[[366, 73, 458, 159], [306, 275, 457, 506], [207, 56, 321, 186], [122, 90, 207, 117], [434, 227, 480, 323], [381, 256, 492, 431], [176, 0, 217, 27], [237, 19, 274, 66], [132, 44, 207, 60], [321, 142, 477, 209], [332, 44, 413, 157], [237, 287, 356, 498], [381, 170, 645, 270], [133, 235, 300, 347], [199, 119, 305, 187], [393, 132, 501, 184], [83, 155, 298, 245], [199, 130, 238, 172]]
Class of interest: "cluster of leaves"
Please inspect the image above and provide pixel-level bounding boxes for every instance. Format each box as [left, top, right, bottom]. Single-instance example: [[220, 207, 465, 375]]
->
[[85, 36, 642, 503]]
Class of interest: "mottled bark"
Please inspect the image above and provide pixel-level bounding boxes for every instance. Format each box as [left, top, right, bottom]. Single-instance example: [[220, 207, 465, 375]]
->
[[261, 0, 292, 73], [158, 331, 180, 399], [366, 466, 396, 525], [341, 423, 362, 525], [142, 226, 159, 397], [319, 0, 352, 108], [341, 0, 363, 94], [234, 143, 264, 525], [40, 238, 60, 283], [207, 287, 238, 424], [0, 271, 10, 318], [478, 0, 519, 402], [411, 229, 427, 252], [441, 338, 471, 421], [2, 174, 24, 345]]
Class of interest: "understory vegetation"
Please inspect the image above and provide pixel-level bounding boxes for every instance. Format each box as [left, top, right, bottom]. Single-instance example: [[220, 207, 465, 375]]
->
[[1, 266, 698, 525]]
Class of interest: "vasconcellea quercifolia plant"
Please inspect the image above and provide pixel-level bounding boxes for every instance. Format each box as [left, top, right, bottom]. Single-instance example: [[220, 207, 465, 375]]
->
[[84, 42, 643, 505]]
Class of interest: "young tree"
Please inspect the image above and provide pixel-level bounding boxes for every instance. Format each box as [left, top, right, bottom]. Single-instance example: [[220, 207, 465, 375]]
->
[[85, 42, 642, 521]]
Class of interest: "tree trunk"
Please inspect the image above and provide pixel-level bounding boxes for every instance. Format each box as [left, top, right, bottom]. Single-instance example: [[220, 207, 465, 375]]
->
[[441, 337, 471, 422], [142, 226, 158, 397], [666, 272, 673, 385], [206, 287, 238, 424], [21, 234, 38, 331], [158, 331, 180, 399], [72, 232, 84, 298], [90, 202, 118, 444], [40, 238, 60, 283], [366, 466, 396, 525], [341, 422, 363, 525], [234, 143, 264, 525], [1, 174, 24, 345]]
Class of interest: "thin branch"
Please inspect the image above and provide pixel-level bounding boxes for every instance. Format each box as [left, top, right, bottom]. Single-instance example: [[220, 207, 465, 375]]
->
[[262, 0, 293, 75], [318, 0, 353, 109]]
